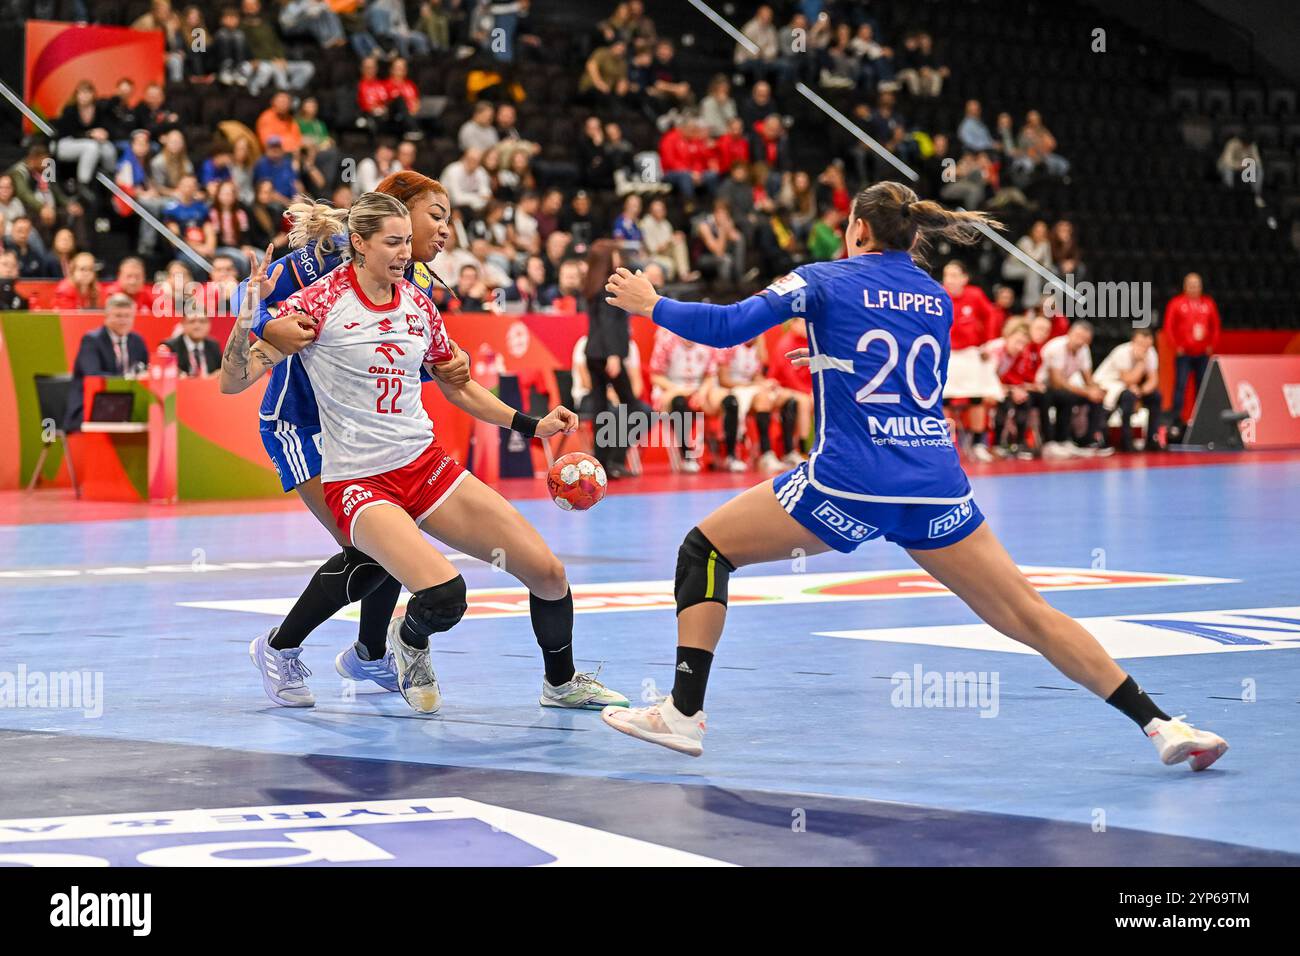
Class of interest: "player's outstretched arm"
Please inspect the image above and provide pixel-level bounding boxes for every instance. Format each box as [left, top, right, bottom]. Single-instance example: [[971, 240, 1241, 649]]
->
[[221, 245, 288, 394], [604, 267, 781, 349], [433, 374, 578, 438]]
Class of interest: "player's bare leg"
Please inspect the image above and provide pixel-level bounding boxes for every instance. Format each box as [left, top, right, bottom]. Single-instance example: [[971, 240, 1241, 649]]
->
[[421, 473, 628, 709], [908, 523, 1227, 769], [603, 479, 830, 755]]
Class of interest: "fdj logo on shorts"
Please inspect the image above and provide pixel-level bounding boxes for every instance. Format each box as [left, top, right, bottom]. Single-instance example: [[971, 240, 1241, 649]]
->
[[812, 501, 877, 542], [929, 500, 974, 539], [340, 483, 373, 517]]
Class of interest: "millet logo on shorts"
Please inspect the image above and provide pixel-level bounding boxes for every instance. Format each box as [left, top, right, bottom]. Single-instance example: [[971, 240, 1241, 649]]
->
[[812, 501, 877, 542], [340, 483, 373, 517], [929, 501, 974, 539]]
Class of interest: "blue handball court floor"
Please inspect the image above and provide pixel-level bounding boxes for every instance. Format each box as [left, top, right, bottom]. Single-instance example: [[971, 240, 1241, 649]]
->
[[1, 455, 1298, 866]]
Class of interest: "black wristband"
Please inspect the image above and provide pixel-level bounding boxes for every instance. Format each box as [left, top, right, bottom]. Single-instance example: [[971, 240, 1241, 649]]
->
[[511, 411, 540, 438]]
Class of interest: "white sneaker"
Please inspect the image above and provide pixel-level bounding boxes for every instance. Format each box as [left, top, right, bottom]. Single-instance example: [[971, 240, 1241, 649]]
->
[[1041, 441, 1070, 460], [970, 444, 995, 463], [679, 458, 702, 474], [758, 450, 783, 473], [1145, 716, 1228, 771], [385, 617, 442, 714], [602, 694, 706, 757], [541, 666, 630, 710], [725, 455, 748, 473], [782, 450, 806, 466]]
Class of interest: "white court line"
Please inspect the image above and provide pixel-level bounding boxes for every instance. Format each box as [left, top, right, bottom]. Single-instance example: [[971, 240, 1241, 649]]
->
[[687, 1, 1084, 302]]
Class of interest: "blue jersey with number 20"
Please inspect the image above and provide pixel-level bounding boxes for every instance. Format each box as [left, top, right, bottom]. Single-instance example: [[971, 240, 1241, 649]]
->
[[759, 250, 970, 504]]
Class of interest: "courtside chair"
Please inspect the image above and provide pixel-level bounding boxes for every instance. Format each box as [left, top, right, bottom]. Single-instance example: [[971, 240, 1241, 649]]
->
[[26, 374, 80, 497]]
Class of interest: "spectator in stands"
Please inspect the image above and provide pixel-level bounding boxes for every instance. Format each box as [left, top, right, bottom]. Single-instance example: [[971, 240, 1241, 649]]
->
[[611, 193, 643, 256], [162, 174, 215, 271], [560, 190, 596, 254], [256, 92, 303, 153], [459, 102, 499, 154], [735, 4, 782, 85], [441, 148, 493, 213], [580, 38, 630, 114], [53, 252, 103, 310], [355, 141, 397, 195], [646, 39, 693, 113], [136, 83, 180, 140], [199, 142, 235, 196], [541, 256, 583, 311], [8, 142, 83, 244], [154, 259, 197, 321], [163, 305, 223, 377], [958, 99, 996, 155], [133, 0, 187, 82], [492, 103, 539, 164], [248, 179, 290, 252], [777, 169, 817, 240], [49, 229, 79, 279], [178, 5, 214, 81], [819, 25, 856, 90], [717, 162, 755, 224], [296, 96, 332, 151], [1218, 135, 1263, 202], [576, 116, 615, 191], [1095, 328, 1162, 453], [699, 75, 738, 138], [497, 150, 535, 203], [896, 31, 947, 97], [1050, 219, 1083, 280], [4, 218, 56, 278], [0, 176, 24, 238], [204, 253, 241, 314], [449, 263, 487, 312], [385, 58, 424, 140], [639, 196, 695, 281], [253, 137, 302, 206], [416, 0, 452, 51], [366, 0, 431, 59], [67, 293, 151, 428], [102, 257, 154, 313], [535, 189, 564, 242], [208, 180, 255, 274], [739, 80, 778, 129], [278, 0, 347, 49], [696, 200, 745, 284], [151, 129, 195, 200], [659, 116, 718, 203], [1165, 272, 1221, 421], [1041, 320, 1110, 457], [713, 116, 750, 173], [102, 78, 142, 150], [229, 137, 257, 205], [214, 6, 251, 86], [54, 82, 117, 197], [749, 114, 791, 195], [807, 205, 844, 261], [1015, 110, 1069, 179], [357, 57, 400, 140], [778, 11, 829, 87], [848, 22, 898, 93], [0, 251, 29, 310], [1002, 220, 1054, 308], [240, 0, 316, 95]]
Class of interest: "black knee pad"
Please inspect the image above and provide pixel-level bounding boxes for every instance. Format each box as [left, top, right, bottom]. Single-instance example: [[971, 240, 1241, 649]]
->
[[320, 547, 391, 605], [404, 576, 468, 638], [675, 527, 736, 615]]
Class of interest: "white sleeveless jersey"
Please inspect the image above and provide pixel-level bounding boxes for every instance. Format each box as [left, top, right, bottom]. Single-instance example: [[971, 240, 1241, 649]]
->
[[721, 342, 763, 384], [286, 263, 456, 482]]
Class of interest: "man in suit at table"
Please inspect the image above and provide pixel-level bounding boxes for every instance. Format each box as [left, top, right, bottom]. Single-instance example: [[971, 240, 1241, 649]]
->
[[162, 305, 222, 377], [66, 292, 150, 431]]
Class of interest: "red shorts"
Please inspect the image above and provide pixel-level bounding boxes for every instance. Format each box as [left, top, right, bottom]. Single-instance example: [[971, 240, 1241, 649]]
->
[[323, 441, 468, 544]]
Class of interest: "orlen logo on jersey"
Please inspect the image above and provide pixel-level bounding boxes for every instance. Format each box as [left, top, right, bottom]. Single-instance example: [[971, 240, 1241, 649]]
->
[[339, 483, 373, 517], [928, 501, 974, 539], [868, 416, 949, 438], [812, 501, 877, 542]]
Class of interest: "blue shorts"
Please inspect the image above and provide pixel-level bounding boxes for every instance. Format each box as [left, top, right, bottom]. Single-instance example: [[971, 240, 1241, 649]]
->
[[773, 462, 984, 553], [260, 421, 323, 492]]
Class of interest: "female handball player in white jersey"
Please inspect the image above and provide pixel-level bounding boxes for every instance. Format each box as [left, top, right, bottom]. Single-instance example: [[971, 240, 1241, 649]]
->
[[601, 181, 1226, 770], [222, 191, 628, 715]]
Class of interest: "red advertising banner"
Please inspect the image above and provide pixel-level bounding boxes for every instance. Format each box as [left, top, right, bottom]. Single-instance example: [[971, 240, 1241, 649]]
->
[[24, 21, 164, 130], [1206, 355, 1300, 449]]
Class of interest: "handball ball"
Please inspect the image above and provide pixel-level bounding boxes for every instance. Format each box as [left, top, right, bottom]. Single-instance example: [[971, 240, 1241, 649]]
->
[[547, 452, 608, 511]]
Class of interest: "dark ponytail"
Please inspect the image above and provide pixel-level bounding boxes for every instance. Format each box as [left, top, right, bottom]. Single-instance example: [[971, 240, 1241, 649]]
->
[[850, 181, 1001, 265]]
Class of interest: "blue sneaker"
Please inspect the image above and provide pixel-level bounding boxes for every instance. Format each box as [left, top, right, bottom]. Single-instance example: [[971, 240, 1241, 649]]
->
[[334, 642, 400, 692], [249, 628, 315, 707]]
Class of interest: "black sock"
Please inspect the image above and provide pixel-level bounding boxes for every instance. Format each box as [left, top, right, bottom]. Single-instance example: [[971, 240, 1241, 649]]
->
[[530, 589, 576, 686], [356, 575, 402, 660], [399, 616, 429, 650], [722, 395, 739, 457], [780, 400, 797, 455], [1105, 675, 1170, 729], [272, 550, 355, 650], [671, 646, 713, 716], [755, 411, 772, 453]]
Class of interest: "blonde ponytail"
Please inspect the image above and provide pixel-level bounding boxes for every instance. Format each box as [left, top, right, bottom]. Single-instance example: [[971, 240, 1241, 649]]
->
[[286, 197, 350, 272]]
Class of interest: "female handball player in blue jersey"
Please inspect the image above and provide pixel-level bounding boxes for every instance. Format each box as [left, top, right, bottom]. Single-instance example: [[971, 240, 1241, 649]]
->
[[223, 180, 627, 715], [600, 181, 1227, 770]]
